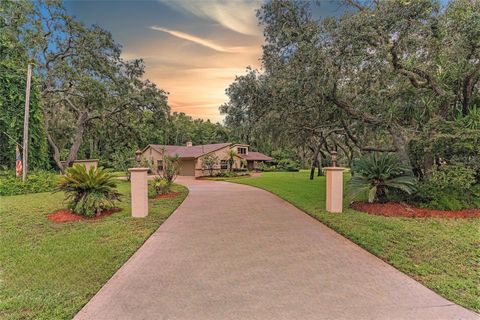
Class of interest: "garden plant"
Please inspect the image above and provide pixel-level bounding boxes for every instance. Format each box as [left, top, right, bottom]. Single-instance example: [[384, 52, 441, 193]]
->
[[56, 165, 121, 217], [349, 153, 417, 203]]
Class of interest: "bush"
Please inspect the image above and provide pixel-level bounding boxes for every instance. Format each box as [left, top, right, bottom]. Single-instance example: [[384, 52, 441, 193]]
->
[[56, 165, 121, 217], [409, 118, 480, 182], [258, 162, 275, 172], [151, 177, 172, 196], [0, 171, 58, 196], [349, 153, 417, 203], [415, 164, 480, 210], [215, 171, 236, 178], [276, 159, 300, 172]]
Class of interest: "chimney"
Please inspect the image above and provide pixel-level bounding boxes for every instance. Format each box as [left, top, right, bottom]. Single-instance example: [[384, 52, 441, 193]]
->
[[186, 141, 193, 147]]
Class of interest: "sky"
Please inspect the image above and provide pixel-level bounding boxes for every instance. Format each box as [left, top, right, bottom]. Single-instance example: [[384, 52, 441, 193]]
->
[[65, 0, 345, 123]]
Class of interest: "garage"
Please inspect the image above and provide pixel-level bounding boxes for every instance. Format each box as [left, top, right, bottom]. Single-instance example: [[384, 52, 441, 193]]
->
[[178, 159, 195, 176]]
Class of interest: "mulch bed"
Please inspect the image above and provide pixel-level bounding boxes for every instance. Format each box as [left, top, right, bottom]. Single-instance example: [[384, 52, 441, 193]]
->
[[350, 202, 480, 218], [47, 208, 121, 223], [154, 192, 181, 199]]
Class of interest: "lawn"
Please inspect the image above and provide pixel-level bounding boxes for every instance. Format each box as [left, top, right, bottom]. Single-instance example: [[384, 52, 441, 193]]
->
[[0, 181, 188, 320], [228, 171, 480, 312]]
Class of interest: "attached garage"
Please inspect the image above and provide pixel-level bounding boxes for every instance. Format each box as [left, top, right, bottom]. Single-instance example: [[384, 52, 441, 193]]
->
[[178, 159, 195, 176]]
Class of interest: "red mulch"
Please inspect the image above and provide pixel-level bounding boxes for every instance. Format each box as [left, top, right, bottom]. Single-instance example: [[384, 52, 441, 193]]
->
[[154, 192, 181, 199], [350, 202, 480, 218], [47, 208, 121, 223]]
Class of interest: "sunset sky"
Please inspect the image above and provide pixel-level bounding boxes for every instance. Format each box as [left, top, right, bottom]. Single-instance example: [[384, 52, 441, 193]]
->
[[66, 1, 344, 123]]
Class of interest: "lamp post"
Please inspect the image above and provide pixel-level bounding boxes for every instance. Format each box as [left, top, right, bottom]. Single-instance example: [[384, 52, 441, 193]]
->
[[331, 151, 338, 167], [135, 150, 142, 167]]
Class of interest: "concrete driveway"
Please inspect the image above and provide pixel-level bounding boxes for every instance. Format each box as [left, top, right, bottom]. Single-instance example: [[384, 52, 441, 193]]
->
[[75, 177, 479, 320]]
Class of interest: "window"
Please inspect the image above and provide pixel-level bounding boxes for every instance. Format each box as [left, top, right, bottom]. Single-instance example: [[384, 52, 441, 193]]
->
[[220, 160, 228, 169], [238, 147, 247, 155], [157, 160, 163, 171]]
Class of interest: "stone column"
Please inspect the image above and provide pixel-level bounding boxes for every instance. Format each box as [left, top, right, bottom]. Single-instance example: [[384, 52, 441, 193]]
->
[[128, 168, 149, 218], [325, 167, 345, 213]]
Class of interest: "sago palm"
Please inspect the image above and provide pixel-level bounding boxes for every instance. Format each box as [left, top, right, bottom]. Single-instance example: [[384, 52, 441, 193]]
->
[[57, 165, 121, 216], [349, 153, 417, 203]]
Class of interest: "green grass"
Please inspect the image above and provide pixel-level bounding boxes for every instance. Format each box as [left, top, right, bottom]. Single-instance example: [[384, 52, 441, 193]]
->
[[227, 171, 480, 312], [0, 182, 188, 320]]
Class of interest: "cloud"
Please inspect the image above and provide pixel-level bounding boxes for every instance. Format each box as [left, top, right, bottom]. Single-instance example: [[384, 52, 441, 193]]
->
[[150, 26, 246, 52], [159, 0, 261, 36]]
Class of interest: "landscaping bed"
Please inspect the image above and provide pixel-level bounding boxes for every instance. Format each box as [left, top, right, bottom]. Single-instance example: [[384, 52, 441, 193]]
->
[[351, 202, 480, 218], [47, 208, 122, 223], [153, 192, 181, 199]]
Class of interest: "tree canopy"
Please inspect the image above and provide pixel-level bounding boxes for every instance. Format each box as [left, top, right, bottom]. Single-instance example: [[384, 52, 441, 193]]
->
[[0, 0, 230, 172], [221, 0, 480, 174]]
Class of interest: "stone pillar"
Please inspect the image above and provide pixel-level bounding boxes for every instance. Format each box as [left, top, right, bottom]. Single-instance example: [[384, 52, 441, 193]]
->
[[128, 168, 149, 218], [325, 167, 345, 213]]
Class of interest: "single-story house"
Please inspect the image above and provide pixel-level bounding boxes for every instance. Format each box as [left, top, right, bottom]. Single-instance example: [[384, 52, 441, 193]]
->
[[140, 142, 273, 177]]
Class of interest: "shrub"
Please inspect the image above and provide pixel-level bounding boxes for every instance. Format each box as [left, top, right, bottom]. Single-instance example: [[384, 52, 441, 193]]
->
[[349, 153, 417, 203], [409, 118, 480, 182], [215, 171, 236, 178], [276, 159, 300, 172], [258, 162, 275, 172], [56, 165, 121, 217], [0, 171, 58, 196], [415, 164, 480, 210], [152, 177, 172, 196]]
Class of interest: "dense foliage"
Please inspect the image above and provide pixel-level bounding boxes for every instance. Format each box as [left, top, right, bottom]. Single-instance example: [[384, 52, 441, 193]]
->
[[56, 165, 120, 217], [0, 1, 48, 170], [415, 165, 480, 210], [409, 118, 480, 181], [349, 153, 417, 203], [0, 171, 58, 196]]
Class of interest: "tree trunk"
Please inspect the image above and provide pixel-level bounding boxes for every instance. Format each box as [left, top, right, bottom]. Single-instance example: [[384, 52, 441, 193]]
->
[[309, 162, 316, 180], [46, 112, 89, 173], [309, 147, 321, 180], [65, 112, 88, 168], [46, 130, 64, 173], [317, 154, 323, 176]]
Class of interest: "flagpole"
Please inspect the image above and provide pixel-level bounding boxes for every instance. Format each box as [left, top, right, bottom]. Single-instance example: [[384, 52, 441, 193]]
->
[[22, 63, 32, 182]]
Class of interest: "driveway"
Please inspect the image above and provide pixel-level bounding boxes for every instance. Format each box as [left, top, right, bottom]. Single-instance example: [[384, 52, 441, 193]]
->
[[75, 177, 479, 320]]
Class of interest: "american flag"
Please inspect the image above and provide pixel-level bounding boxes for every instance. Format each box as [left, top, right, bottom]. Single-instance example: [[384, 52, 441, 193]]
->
[[16, 144, 22, 177]]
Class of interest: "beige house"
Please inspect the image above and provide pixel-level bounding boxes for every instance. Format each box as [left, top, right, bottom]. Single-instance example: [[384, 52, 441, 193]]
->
[[140, 142, 273, 177]]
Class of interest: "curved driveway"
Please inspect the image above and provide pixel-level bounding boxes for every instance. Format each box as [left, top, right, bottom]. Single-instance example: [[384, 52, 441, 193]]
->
[[75, 177, 478, 320]]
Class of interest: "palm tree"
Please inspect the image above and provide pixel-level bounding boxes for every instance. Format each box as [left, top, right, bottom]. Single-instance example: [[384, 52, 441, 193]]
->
[[228, 149, 237, 172], [349, 153, 417, 203]]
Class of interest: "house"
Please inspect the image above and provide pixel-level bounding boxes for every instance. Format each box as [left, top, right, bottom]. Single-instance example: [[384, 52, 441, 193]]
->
[[140, 142, 273, 177]]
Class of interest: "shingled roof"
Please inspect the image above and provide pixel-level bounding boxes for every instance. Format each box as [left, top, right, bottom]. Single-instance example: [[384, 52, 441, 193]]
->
[[147, 143, 231, 158], [239, 151, 273, 161]]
